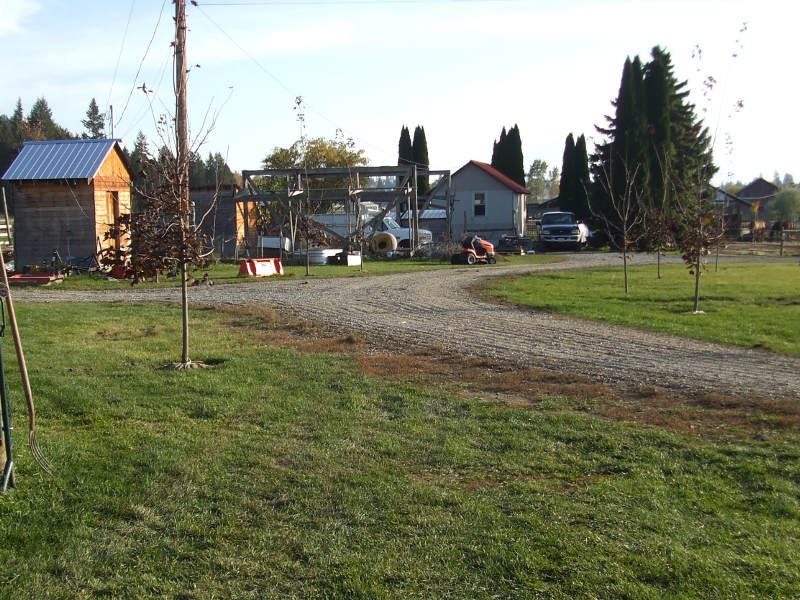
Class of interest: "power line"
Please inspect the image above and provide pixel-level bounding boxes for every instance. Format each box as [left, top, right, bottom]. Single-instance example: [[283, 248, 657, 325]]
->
[[113, 0, 170, 132], [195, 5, 397, 163], [103, 0, 137, 130], [118, 48, 174, 142]]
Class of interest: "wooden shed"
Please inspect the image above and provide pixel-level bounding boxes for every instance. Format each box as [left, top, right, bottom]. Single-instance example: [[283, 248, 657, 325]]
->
[[1, 139, 132, 269]]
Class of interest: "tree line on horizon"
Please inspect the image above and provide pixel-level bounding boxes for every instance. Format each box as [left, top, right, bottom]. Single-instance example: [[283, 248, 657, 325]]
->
[[0, 97, 236, 210]]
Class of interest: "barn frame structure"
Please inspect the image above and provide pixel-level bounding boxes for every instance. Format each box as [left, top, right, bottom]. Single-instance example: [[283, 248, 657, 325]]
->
[[235, 165, 453, 256]]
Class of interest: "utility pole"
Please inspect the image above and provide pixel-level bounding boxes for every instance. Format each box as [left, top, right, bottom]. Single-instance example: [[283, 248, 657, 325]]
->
[[175, 0, 191, 365]]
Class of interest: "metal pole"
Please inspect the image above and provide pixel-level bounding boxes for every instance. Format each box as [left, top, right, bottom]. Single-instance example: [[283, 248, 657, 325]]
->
[[0, 299, 15, 491], [411, 165, 418, 257]]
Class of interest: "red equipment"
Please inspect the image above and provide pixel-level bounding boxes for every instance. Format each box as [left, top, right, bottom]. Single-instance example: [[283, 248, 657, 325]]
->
[[451, 235, 497, 265]]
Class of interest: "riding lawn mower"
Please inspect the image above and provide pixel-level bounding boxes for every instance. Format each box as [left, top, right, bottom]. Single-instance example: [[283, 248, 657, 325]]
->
[[451, 234, 496, 265]]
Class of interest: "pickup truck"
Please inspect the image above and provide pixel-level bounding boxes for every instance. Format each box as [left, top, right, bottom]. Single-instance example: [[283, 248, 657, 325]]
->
[[538, 211, 589, 250], [312, 214, 432, 249]]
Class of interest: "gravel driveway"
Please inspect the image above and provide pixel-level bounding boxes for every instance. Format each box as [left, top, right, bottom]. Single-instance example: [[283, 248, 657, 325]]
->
[[10, 253, 800, 399]]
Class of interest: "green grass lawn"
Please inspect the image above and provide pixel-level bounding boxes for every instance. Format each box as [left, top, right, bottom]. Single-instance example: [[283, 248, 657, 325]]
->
[[1, 303, 798, 598], [51, 253, 562, 290], [486, 262, 800, 356]]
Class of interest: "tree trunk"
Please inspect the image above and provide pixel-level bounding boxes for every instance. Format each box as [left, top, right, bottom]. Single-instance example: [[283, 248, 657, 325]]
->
[[623, 247, 629, 294], [181, 259, 190, 364], [657, 246, 662, 280], [305, 234, 310, 276], [693, 253, 701, 313]]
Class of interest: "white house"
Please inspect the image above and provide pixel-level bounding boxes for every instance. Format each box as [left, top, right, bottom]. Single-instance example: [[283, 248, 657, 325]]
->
[[450, 160, 529, 242]]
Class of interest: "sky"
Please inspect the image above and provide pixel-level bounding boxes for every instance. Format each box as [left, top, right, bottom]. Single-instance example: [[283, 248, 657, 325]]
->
[[0, 0, 797, 185]]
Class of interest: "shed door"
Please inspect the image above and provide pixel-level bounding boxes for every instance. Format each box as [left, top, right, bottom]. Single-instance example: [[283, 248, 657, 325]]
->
[[106, 191, 120, 249]]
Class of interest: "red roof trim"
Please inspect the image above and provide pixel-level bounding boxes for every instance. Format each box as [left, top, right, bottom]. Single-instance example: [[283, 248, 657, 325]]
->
[[453, 160, 529, 195]]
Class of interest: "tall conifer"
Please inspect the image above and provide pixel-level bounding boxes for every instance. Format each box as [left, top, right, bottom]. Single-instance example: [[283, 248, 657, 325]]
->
[[573, 134, 590, 221], [397, 125, 413, 166], [505, 124, 525, 186], [411, 125, 430, 194], [558, 133, 576, 212]]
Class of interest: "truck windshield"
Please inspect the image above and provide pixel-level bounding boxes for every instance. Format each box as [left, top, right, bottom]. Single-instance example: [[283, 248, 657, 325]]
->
[[541, 213, 576, 225], [383, 217, 400, 229]]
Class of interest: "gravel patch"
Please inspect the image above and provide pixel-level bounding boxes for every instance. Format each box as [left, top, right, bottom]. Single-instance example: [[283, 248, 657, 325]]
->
[[10, 252, 800, 400]]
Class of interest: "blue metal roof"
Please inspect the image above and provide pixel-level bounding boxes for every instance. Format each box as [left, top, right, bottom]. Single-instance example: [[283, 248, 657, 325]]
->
[[1, 138, 123, 181]]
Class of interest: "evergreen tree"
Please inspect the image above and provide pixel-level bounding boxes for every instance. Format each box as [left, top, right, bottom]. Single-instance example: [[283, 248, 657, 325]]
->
[[491, 125, 524, 185], [591, 56, 650, 233], [558, 133, 576, 212], [397, 125, 412, 166], [127, 131, 150, 199], [10, 99, 24, 145], [81, 98, 106, 139], [188, 152, 208, 187], [592, 47, 716, 263], [411, 125, 430, 195], [558, 133, 589, 220], [505, 124, 525, 186], [0, 117, 17, 183], [573, 134, 590, 221], [27, 97, 62, 139], [205, 152, 235, 186], [491, 126, 507, 171]]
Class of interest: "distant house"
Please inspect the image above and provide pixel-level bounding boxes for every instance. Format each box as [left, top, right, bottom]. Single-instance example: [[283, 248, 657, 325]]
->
[[1, 139, 131, 269], [712, 187, 754, 234], [450, 160, 529, 241], [737, 177, 779, 210]]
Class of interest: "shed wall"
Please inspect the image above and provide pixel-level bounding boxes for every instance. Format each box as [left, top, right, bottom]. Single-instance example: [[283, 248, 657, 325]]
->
[[14, 182, 97, 268]]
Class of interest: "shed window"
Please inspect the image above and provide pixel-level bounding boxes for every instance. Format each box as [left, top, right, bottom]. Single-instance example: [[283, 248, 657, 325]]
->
[[474, 192, 486, 217]]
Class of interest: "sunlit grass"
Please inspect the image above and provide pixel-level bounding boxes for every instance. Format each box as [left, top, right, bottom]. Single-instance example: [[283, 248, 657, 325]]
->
[[486, 262, 800, 355], [0, 302, 797, 598]]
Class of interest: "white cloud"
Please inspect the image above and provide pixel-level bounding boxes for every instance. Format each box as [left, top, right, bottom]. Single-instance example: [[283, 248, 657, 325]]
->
[[0, 0, 40, 36]]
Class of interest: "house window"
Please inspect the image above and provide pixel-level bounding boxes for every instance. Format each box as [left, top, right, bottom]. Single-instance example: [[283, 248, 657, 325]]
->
[[474, 192, 486, 217]]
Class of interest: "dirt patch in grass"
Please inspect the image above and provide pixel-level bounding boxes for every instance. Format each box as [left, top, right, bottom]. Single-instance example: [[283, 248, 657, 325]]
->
[[217, 304, 799, 440]]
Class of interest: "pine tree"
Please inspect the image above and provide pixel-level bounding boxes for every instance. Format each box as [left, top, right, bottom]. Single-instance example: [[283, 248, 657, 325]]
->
[[505, 124, 525, 186], [397, 125, 413, 166], [491, 127, 507, 171], [558, 133, 576, 212], [81, 98, 106, 139], [205, 152, 235, 186], [411, 125, 430, 194], [11, 99, 24, 144], [591, 57, 650, 232], [573, 134, 590, 221], [128, 131, 150, 198], [558, 133, 590, 220], [491, 125, 524, 185]]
